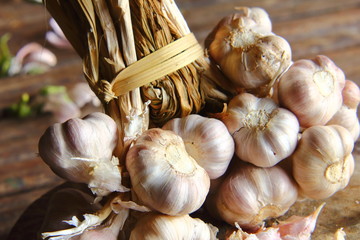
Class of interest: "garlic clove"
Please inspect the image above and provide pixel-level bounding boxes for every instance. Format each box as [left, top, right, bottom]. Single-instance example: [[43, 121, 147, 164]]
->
[[277, 203, 325, 240], [209, 161, 298, 230], [222, 93, 299, 167], [278, 55, 345, 128], [125, 128, 210, 216], [162, 114, 235, 179], [226, 203, 325, 240], [8, 42, 57, 76], [129, 213, 218, 240], [292, 125, 355, 200], [38, 112, 127, 197]]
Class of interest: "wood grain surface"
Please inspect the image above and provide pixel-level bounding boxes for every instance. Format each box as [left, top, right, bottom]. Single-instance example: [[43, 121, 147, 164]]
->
[[1, 0, 359, 239]]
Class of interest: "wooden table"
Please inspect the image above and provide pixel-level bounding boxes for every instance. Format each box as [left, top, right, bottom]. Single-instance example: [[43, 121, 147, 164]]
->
[[1, 0, 359, 239]]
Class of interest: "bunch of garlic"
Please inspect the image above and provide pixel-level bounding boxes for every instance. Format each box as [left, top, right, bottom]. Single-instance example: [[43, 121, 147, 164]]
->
[[206, 7, 292, 95], [36, 5, 360, 240]]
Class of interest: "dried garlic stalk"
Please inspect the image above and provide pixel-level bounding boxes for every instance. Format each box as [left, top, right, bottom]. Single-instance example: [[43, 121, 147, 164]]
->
[[44, 0, 148, 161]]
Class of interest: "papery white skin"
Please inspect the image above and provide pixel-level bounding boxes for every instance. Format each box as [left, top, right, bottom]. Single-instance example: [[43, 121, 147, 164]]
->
[[342, 80, 360, 109], [292, 125, 355, 200], [222, 93, 299, 167], [333, 228, 346, 240], [129, 213, 218, 240], [278, 55, 345, 127], [67, 210, 128, 240], [162, 114, 234, 179], [211, 162, 298, 229], [228, 225, 281, 240], [40, 190, 151, 240], [327, 106, 359, 141], [208, 13, 291, 90], [39, 188, 102, 237], [38, 112, 126, 197], [125, 128, 210, 216]]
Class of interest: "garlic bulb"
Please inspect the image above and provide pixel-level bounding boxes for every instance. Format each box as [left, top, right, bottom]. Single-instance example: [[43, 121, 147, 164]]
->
[[278, 55, 345, 127], [129, 213, 217, 240], [209, 161, 298, 230], [38, 112, 126, 197], [162, 114, 234, 179], [342, 79, 360, 109], [327, 106, 359, 141], [125, 128, 210, 216], [221, 93, 299, 167], [292, 125, 355, 200], [207, 12, 291, 91]]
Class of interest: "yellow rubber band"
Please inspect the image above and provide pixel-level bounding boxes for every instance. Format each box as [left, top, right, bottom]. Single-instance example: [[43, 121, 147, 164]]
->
[[111, 33, 203, 96]]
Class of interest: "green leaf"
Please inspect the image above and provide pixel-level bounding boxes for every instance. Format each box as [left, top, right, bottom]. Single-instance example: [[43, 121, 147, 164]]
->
[[40, 85, 67, 95], [0, 34, 13, 77], [8, 93, 33, 118]]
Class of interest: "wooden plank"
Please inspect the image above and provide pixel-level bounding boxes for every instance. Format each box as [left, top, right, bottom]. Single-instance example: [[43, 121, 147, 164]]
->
[[0, 186, 58, 240], [0, 158, 62, 196], [0, 59, 83, 109], [325, 46, 360, 82], [274, 8, 360, 60], [180, 0, 360, 44]]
